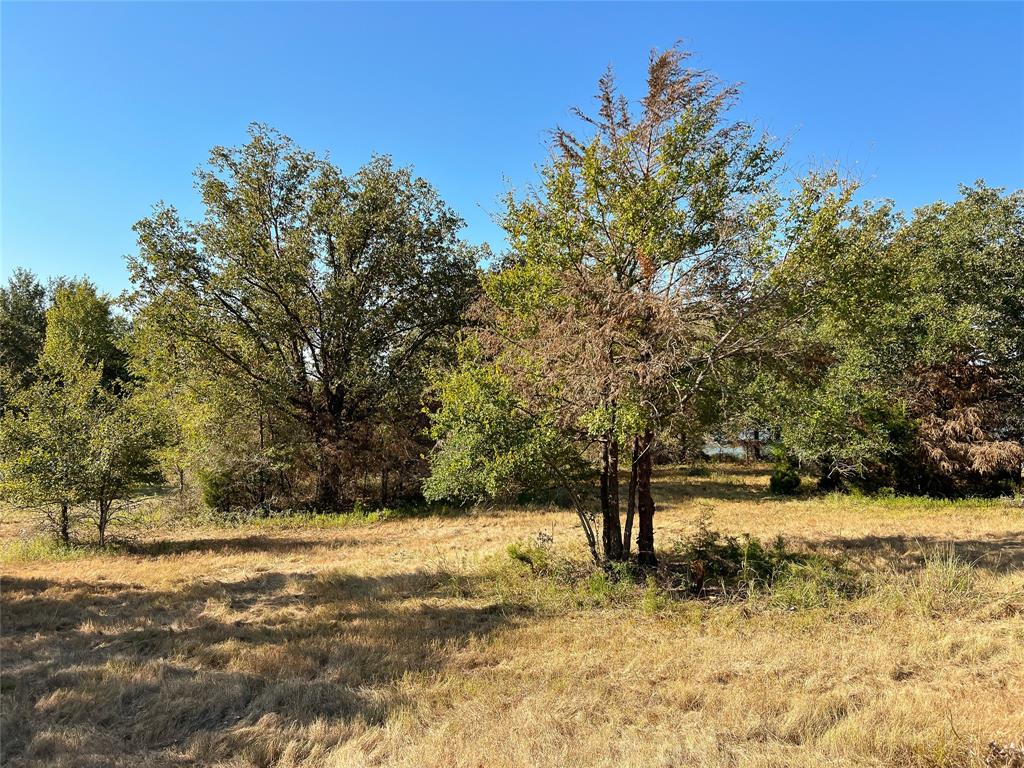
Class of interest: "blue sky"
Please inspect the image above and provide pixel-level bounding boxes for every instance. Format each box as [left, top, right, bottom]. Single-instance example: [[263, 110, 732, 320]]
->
[[3, 2, 1022, 295]]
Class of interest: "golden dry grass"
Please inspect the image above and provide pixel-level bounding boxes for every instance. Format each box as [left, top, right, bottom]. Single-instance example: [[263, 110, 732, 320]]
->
[[2, 465, 1023, 767]]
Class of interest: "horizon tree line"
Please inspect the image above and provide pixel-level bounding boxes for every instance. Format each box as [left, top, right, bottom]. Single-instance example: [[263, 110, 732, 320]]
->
[[2, 46, 1021, 559]]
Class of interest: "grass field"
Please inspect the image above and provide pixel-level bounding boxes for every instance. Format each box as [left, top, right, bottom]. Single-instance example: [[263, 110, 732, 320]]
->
[[2, 465, 1023, 768]]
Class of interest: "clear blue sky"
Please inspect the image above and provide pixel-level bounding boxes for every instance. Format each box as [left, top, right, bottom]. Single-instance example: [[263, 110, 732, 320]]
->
[[3, 2, 1022, 295]]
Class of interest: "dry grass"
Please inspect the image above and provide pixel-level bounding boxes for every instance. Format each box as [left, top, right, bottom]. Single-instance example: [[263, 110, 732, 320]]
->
[[2, 465, 1023, 767]]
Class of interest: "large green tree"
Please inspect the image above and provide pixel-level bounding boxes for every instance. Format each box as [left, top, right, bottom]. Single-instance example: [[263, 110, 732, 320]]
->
[[428, 48, 855, 564], [763, 183, 1024, 495], [128, 125, 482, 508]]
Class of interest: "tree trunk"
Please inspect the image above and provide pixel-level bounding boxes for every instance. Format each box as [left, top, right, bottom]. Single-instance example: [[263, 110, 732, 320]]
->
[[636, 430, 657, 567], [599, 438, 612, 558], [623, 437, 638, 557], [604, 437, 624, 561], [380, 468, 389, 506], [59, 503, 70, 545], [97, 500, 110, 548]]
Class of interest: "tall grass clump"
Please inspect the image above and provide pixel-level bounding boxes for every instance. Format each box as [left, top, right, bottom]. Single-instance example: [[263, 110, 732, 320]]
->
[[907, 544, 978, 616]]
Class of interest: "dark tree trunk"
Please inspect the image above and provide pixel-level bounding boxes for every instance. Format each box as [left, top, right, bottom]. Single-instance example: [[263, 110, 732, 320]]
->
[[623, 437, 638, 557], [58, 503, 70, 545], [636, 430, 657, 567], [176, 466, 186, 495], [604, 437, 624, 561], [97, 499, 110, 548], [380, 468, 389, 506], [257, 412, 267, 506], [316, 445, 344, 509], [600, 438, 609, 518]]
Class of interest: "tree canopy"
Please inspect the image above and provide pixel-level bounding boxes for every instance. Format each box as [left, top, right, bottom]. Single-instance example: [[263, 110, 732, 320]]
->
[[128, 125, 482, 508]]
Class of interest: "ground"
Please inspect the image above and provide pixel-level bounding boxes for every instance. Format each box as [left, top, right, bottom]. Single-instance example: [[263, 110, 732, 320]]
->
[[2, 465, 1023, 768]]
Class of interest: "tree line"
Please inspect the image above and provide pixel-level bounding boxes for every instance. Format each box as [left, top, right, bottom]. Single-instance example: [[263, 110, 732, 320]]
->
[[2, 47, 1021, 560]]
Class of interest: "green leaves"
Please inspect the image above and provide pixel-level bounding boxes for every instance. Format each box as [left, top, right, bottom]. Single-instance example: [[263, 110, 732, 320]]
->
[[0, 269, 47, 405], [41, 279, 128, 387], [0, 280, 162, 542], [762, 182, 1024, 492], [127, 124, 482, 508], [424, 351, 589, 503]]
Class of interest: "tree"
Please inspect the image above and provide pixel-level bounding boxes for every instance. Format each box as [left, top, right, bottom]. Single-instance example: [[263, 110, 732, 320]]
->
[[0, 282, 161, 545], [128, 125, 482, 509], [41, 278, 129, 387], [0, 365, 94, 544], [767, 183, 1024, 495], [0, 361, 161, 545], [82, 387, 163, 545], [0, 268, 47, 407], [428, 47, 855, 564]]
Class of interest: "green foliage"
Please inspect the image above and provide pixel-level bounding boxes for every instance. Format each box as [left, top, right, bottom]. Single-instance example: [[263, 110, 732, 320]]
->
[[768, 463, 802, 495], [0, 269, 47, 407], [0, 363, 162, 544], [0, 283, 161, 544], [506, 539, 553, 573], [667, 518, 856, 605], [424, 346, 592, 504], [42, 278, 129, 387], [0, 365, 96, 540], [756, 183, 1024, 495], [128, 124, 481, 509]]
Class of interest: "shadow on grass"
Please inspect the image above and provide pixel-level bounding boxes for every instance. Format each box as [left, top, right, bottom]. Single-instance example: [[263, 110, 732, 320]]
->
[[118, 534, 358, 558], [1, 567, 527, 767], [652, 467, 771, 504], [819, 533, 1024, 574], [677, 462, 773, 478]]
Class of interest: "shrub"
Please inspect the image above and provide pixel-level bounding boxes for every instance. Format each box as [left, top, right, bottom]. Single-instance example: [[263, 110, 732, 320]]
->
[[769, 463, 801, 495], [506, 535, 555, 575], [667, 517, 856, 604], [198, 468, 239, 513]]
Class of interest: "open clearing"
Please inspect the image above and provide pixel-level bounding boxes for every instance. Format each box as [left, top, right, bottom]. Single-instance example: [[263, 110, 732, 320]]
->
[[2, 466, 1023, 768]]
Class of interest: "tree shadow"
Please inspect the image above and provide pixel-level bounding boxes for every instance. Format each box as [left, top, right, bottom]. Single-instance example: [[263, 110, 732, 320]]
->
[[119, 534, 357, 558], [651, 468, 770, 504], [1, 566, 527, 767], [818, 533, 1024, 574], [678, 463, 772, 478]]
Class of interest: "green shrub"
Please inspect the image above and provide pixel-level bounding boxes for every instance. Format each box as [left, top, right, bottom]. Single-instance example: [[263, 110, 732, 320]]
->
[[199, 468, 237, 512], [769, 464, 801, 495], [506, 536, 555, 575], [668, 517, 855, 604]]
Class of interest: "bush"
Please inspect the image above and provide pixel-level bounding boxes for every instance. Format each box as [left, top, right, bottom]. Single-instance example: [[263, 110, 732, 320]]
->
[[667, 517, 856, 604], [199, 468, 239, 513], [769, 464, 801, 495]]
